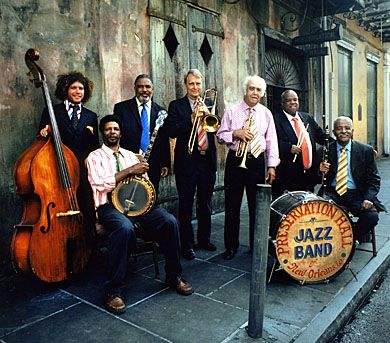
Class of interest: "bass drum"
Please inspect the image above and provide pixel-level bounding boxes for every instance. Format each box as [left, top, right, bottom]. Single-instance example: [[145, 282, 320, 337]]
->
[[111, 177, 156, 217], [270, 191, 354, 283]]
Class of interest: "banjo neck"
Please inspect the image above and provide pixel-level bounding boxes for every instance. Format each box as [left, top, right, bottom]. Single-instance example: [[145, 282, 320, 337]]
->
[[140, 126, 159, 163], [139, 109, 168, 163]]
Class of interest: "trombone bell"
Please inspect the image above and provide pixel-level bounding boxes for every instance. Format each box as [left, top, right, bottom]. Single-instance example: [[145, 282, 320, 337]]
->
[[202, 88, 220, 132], [202, 114, 221, 132]]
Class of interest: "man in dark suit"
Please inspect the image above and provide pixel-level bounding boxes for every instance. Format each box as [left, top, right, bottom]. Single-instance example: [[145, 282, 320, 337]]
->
[[39, 72, 99, 164], [272, 89, 326, 199], [319, 116, 386, 242], [165, 69, 217, 260], [39, 71, 99, 227], [113, 74, 170, 196]]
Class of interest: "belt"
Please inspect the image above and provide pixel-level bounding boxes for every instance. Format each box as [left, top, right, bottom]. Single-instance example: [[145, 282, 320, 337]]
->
[[228, 150, 260, 159], [199, 150, 207, 155]]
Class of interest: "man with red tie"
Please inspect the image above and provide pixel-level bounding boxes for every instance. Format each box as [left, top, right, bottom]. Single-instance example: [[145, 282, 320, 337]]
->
[[165, 69, 217, 260], [272, 90, 327, 199]]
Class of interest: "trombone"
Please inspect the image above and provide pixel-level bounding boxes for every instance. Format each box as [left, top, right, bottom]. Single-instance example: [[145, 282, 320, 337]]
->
[[236, 111, 254, 169], [188, 88, 220, 154]]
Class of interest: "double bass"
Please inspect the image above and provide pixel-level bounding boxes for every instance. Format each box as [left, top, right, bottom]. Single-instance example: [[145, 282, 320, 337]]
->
[[11, 49, 91, 282]]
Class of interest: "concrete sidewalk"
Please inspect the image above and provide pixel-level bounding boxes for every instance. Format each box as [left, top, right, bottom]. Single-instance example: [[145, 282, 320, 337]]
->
[[1, 158, 389, 343]]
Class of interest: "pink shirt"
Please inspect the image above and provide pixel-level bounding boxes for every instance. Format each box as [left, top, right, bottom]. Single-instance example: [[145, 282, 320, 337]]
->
[[216, 100, 280, 167], [86, 144, 141, 208]]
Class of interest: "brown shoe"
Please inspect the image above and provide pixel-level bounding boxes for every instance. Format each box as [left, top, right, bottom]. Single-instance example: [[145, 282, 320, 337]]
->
[[106, 295, 126, 314], [168, 276, 193, 295]]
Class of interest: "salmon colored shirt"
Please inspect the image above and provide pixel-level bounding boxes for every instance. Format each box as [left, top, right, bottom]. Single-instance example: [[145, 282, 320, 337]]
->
[[86, 144, 141, 208]]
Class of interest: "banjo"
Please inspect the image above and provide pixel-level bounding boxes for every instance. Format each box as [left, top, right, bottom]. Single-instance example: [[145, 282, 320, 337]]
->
[[111, 109, 168, 217]]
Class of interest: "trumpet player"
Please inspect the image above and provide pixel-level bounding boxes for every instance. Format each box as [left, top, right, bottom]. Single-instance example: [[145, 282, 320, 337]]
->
[[165, 69, 218, 260], [216, 75, 280, 260]]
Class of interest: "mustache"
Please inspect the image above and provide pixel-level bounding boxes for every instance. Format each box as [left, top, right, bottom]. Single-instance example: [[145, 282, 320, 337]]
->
[[337, 133, 350, 138], [106, 134, 119, 139]]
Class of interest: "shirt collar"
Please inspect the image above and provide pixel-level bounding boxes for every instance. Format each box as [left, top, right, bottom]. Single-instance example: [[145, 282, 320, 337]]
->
[[240, 100, 258, 114], [187, 96, 197, 110], [136, 98, 151, 109], [283, 110, 299, 121], [101, 144, 125, 156], [65, 99, 82, 111], [337, 140, 352, 152]]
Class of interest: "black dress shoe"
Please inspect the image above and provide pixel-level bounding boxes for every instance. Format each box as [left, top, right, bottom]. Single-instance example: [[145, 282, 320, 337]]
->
[[183, 248, 196, 260], [223, 249, 236, 260], [198, 242, 217, 251]]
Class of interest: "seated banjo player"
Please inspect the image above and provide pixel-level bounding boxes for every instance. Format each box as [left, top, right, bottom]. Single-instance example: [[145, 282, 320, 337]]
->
[[86, 114, 193, 315]]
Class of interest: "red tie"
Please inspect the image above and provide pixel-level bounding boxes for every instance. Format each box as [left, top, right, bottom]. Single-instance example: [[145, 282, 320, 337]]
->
[[292, 117, 310, 169], [194, 98, 207, 151]]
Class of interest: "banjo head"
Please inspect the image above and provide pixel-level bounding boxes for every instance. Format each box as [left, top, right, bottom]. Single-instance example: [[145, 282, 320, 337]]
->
[[111, 177, 156, 217]]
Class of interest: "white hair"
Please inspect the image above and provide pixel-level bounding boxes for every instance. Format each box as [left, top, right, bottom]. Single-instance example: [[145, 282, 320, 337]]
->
[[184, 69, 203, 83], [242, 75, 267, 96], [333, 116, 353, 130]]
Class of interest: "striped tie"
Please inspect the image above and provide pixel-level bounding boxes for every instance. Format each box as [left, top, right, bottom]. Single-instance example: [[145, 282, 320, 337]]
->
[[335, 147, 348, 196], [194, 98, 207, 151], [249, 109, 262, 158]]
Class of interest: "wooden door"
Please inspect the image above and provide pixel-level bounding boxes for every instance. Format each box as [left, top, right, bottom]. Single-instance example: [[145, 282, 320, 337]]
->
[[148, 0, 225, 211]]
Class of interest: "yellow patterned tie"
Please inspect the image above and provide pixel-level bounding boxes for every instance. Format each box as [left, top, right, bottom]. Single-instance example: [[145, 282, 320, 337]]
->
[[249, 109, 262, 158], [335, 147, 348, 196]]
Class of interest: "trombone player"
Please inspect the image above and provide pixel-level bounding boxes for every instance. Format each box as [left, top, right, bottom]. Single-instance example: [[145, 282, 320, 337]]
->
[[165, 69, 219, 260], [216, 75, 280, 260]]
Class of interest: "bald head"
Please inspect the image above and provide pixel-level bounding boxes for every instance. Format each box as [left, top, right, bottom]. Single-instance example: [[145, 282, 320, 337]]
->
[[281, 90, 299, 115]]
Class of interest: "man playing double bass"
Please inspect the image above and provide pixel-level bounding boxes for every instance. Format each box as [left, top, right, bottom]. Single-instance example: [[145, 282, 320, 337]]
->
[[86, 115, 193, 315], [39, 72, 99, 228]]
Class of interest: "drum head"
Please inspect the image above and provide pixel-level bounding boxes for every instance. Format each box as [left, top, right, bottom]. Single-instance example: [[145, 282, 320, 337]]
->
[[274, 199, 354, 283]]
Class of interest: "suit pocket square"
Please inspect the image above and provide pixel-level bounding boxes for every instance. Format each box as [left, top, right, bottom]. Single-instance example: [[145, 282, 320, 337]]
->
[[85, 126, 94, 135]]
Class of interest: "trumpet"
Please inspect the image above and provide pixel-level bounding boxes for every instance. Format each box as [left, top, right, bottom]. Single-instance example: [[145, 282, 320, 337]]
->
[[188, 88, 220, 154], [236, 111, 254, 169]]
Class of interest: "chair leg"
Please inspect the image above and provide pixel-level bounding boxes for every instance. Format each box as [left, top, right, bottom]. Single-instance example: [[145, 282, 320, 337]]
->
[[371, 228, 377, 257], [152, 241, 160, 279]]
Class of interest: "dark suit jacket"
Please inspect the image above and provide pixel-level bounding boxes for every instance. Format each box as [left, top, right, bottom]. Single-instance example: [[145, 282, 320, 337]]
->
[[323, 140, 386, 212], [166, 96, 217, 175], [39, 103, 99, 163], [273, 110, 326, 194], [39, 102, 99, 218], [113, 98, 171, 181]]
